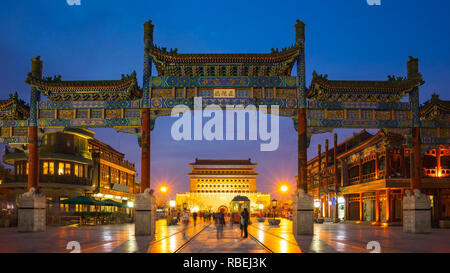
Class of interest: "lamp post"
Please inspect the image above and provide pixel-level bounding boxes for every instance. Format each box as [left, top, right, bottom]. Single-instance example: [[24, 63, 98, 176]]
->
[[258, 203, 264, 217], [169, 200, 176, 218], [271, 199, 278, 220]]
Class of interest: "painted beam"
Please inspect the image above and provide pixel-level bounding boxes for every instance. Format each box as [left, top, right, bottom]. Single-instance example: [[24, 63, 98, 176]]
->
[[0, 137, 28, 144], [307, 119, 413, 128], [150, 76, 298, 88], [38, 100, 142, 110], [37, 118, 142, 127], [308, 101, 411, 110]]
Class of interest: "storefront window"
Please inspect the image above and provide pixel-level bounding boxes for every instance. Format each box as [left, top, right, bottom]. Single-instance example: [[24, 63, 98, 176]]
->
[[65, 163, 71, 175], [49, 162, 54, 175], [43, 162, 48, 175], [58, 162, 64, 175]]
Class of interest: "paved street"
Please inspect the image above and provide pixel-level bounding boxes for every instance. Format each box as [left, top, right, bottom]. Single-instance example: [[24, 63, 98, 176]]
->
[[0, 218, 449, 253]]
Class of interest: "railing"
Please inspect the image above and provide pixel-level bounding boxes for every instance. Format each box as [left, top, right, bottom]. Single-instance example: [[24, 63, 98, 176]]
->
[[93, 152, 135, 171], [425, 168, 450, 178], [362, 172, 376, 182], [349, 176, 360, 184], [4, 175, 91, 186]]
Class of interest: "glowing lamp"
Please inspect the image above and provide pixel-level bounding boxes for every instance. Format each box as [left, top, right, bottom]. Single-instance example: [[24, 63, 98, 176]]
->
[[169, 200, 176, 208], [271, 199, 278, 209]]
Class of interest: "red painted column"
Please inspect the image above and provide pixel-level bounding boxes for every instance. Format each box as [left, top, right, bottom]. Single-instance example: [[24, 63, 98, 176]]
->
[[400, 147, 406, 177], [359, 192, 363, 221], [412, 127, 422, 190], [27, 126, 39, 191], [318, 144, 322, 191], [375, 190, 380, 224], [385, 189, 391, 222], [436, 148, 441, 177], [375, 153, 379, 179], [385, 148, 391, 178], [297, 109, 308, 192], [333, 133, 339, 221], [141, 108, 151, 193]]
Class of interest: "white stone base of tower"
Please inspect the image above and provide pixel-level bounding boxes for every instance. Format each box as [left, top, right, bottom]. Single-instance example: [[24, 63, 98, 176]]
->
[[293, 189, 314, 235], [403, 189, 431, 234], [135, 188, 156, 236], [17, 188, 46, 232]]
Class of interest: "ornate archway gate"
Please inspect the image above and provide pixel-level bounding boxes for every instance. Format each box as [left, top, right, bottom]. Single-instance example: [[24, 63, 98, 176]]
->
[[0, 19, 443, 235]]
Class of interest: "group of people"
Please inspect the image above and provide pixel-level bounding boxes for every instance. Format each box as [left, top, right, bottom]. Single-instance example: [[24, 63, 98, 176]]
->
[[175, 208, 250, 239]]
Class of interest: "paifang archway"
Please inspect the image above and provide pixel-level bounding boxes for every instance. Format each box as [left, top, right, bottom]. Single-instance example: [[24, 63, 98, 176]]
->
[[0, 19, 447, 234]]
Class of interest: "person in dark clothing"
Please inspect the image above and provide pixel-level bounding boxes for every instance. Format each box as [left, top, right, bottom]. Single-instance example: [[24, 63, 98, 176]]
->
[[216, 209, 226, 239], [242, 208, 250, 238], [193, 212, 198, 226]]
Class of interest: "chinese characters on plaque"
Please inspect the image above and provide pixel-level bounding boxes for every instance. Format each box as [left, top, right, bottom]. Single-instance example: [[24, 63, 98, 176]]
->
[[213, 89, 235, 98]]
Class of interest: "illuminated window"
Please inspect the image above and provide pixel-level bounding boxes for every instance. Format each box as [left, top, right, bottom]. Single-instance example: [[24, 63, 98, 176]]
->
[[43, 162, 48, 175], [58, 162, 64, 175], [65, 163, 71, 175], [49, 162, 54, 175], [26, 163, 29, 175]]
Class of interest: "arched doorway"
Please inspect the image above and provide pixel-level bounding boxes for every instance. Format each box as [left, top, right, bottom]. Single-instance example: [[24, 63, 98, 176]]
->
[[218, 205, 228, 213]]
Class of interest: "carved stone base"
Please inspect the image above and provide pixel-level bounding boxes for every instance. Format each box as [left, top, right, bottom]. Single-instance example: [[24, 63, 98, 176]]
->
[[292, 189, 314, 235], [17, 188, 46, 232], [135, 188, 156, 236], [403, 189, 431, 234]]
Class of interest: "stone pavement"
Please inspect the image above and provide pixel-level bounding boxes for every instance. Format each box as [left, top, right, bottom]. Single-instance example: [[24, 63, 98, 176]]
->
[[177, 223, 268, 253], [296, 222, 450, 253], [0, 218, 449, 253], [248, 218, 302, 253]]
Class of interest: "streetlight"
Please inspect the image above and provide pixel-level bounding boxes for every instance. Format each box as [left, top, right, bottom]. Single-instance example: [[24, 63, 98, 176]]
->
[[159, 185, 168, 194], [280, 184, 288, 193], [271, 199, 278, 219], [258, 203, 264, 217], [169, 200, 176, 217]]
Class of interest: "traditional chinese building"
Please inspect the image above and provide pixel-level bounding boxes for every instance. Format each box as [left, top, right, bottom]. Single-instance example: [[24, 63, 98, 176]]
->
[[176, 158, 271, 213], [0, 127, 139, 210], [304, 94, 450, 226]]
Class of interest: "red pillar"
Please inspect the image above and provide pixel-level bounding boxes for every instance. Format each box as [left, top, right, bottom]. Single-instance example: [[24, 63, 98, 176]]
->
[[375, 190, 380, 224], [412, 127, 422, 190], [375, 153, 379, 179], [385, 148, 391, 178], [141, 108, 151, 193], [436, 148, 441, 177], [318, 144, 322, 190], [297, 109, 308, 192], [27, 126, 39, 191], [385, 189, 391, 222], [333, 133, 339, 222], [359, 193, 363, 221]]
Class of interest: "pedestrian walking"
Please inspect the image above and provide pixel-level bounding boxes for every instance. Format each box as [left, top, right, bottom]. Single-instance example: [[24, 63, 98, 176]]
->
[[239, 212, 244, 237], [242, 208, 249, 238], [216, 209, 225, 239], [181, 211, 190, 238], [193, 211, 198, 226]]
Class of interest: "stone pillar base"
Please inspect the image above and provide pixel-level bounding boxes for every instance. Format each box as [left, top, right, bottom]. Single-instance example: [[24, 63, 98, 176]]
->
[[135, 188, 156, 236], [17, 188, 46, 232], [403, 189, 431, 234], [293, 189, 314, 235]]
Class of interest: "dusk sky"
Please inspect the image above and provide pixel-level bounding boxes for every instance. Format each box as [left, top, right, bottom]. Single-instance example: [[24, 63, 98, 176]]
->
[[0, 0, 449, 199]]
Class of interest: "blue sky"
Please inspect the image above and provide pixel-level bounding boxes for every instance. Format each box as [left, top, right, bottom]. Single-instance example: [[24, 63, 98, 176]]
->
[[0, 0, 449, 198]]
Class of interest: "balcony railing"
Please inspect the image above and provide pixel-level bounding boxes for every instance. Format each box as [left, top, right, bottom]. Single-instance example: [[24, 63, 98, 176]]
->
[[92, 152, 135, 171], [5, 175, 92, 186]]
